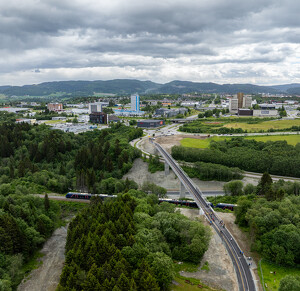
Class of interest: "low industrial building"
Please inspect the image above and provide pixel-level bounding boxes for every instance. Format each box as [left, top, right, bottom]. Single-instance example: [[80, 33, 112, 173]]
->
[[238, 109, 253, 116], [155, 108, 188, 118], [137, 120, 165, 128], [253, 109, 278, 117], [52, 117, 67, 121], [108, 115, 120, 123]]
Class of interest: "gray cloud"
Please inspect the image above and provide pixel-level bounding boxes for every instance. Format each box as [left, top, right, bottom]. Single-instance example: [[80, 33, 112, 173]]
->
[[0, 0, 299, 85]]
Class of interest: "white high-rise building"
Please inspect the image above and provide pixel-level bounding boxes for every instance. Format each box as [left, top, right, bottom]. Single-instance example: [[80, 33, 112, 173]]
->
[[243, 96, 252, 109], [88, 102, 102, 114], [229, 98, 238, 113], [131, 94, 140, 112]]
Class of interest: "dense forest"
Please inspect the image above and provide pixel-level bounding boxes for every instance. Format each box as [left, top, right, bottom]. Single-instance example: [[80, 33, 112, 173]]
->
[[172, 138, 300, 177], [0, 195, 70, 290], [235, 195, 300, 267], [0, 118, 142, 195], [58, 191, 211, 290]]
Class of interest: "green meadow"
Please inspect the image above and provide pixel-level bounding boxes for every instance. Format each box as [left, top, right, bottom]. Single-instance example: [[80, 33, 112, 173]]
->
[[180, 134, 300, 149]]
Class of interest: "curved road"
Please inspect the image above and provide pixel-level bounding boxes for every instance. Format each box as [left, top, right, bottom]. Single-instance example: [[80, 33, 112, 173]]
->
[[154, 141, 256, 291]]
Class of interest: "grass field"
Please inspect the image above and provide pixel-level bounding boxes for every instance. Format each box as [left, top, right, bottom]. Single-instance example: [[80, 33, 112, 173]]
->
[[172, 262, 217, 291], [259, 260, 300, 291], [44, 120, 67, 124], [223, 119, 300, 131], [180, 135, 300, 149]]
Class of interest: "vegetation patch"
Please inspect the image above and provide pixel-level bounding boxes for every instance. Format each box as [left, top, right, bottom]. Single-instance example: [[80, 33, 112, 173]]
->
[[201, 261, 210, 271], [182, 162, 243, 182], [259, 259, 300, 291], [172, 275, 216, 291]]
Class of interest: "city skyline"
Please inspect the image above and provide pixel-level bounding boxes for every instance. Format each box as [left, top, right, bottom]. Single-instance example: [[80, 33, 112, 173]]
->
[[0, 0, 299, 86]]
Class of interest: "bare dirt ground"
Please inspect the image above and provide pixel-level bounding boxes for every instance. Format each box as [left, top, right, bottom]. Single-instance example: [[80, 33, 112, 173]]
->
[[217, 213, 263, 291], [177, 208, 238, 291], [123, 158, 225, 191], [18, 223, 70, 291]]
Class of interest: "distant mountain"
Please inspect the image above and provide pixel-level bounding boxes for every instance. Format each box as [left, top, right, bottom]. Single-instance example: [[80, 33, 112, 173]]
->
[[269, 83, 300, 92], [148, 81, 280, 94], [0, 79, 299, 97], [0, 79, 161, 97]]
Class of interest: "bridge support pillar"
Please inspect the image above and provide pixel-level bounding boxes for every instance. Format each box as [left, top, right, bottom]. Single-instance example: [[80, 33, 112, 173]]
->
[[164, 161, 170, 176], [199, 208, 204, 216], [180, 182, 185, 198]]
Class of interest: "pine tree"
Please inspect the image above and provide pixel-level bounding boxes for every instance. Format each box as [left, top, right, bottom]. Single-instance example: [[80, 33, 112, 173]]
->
[[44, 193, 50, 212], [116, 273, 130, 291]]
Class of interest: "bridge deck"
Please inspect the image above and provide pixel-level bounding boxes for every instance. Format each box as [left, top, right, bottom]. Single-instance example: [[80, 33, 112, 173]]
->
[[153, 141, 256, 291]]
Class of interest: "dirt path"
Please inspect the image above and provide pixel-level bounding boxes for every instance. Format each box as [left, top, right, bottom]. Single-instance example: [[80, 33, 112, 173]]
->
[[18, 224, 69, 291], [177, 208, 238, 291]]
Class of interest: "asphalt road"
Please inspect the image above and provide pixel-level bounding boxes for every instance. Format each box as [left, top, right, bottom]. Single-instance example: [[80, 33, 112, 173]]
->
[[154, 141, 256, 291]]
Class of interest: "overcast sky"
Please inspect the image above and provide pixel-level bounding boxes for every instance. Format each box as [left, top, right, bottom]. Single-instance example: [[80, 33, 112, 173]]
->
[[0, 0, 299, 86]]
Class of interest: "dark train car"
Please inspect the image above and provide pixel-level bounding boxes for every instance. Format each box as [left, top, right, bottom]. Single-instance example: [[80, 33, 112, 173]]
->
[[66, 193, 117, 201], [66, 192, 92, 199], [215, 203, 237, 211], [159, 198, 198, 208]]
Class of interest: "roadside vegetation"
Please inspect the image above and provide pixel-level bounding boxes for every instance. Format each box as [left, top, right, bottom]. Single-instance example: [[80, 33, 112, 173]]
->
[[145, 154, 164, 173]]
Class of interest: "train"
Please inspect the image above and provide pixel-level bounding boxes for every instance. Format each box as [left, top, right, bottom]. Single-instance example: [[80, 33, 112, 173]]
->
[[65, 192, 117, 200], [65, 193, 237, 211], [214, 203, 237, 211], [159, 198, 198, 208]]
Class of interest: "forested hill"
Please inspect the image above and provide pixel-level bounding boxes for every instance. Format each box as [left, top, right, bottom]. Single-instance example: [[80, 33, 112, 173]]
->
[[1, 79, 299, 97], [0, 119, 143, 195]]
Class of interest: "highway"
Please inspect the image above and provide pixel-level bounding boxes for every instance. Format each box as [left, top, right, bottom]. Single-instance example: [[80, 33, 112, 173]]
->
[[153, 141, 256, 291]]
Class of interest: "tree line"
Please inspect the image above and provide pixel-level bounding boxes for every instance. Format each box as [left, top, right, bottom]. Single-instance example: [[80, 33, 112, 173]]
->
[[172, 138, 300, 177]]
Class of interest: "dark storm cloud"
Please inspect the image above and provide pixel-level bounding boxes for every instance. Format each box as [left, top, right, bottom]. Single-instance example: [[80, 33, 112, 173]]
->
[[0, 0, 299, 85]]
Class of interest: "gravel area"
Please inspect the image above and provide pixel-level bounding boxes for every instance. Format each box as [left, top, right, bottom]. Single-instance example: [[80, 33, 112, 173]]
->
[[123, 158, 225, 191], [18, 223, 70, 291], [177, 208, 238, 291]]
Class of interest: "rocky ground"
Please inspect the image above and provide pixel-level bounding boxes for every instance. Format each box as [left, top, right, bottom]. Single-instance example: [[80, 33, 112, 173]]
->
[[123, 158, 226, 191], [18, 223, 70, 291]]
